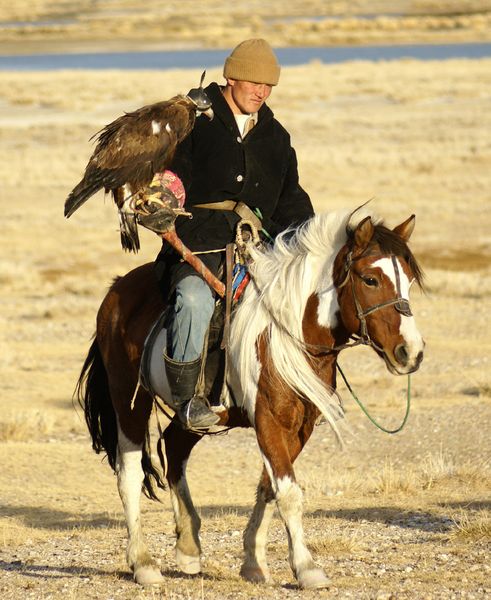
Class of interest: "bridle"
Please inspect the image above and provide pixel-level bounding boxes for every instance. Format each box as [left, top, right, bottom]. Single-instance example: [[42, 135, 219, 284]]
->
[[338, 252, 412, 353]]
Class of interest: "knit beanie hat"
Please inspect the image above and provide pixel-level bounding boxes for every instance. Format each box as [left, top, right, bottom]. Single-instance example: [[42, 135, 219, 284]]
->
[[223, 39, 281, 86]]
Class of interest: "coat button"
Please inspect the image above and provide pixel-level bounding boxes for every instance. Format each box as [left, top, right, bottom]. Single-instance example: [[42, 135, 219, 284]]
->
[[236, 174, 244, 182], [237, 136, 242, 143]]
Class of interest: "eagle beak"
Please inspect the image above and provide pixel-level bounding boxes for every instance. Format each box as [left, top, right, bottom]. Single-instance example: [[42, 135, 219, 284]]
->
[[199, 107, 214, 120]]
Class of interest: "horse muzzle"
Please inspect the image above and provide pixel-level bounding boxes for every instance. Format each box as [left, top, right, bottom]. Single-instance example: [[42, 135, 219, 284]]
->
[[383, 341, 425, 375]]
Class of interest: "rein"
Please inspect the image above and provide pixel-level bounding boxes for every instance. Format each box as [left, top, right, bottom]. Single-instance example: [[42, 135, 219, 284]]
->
[[337, 364, 411, 434]]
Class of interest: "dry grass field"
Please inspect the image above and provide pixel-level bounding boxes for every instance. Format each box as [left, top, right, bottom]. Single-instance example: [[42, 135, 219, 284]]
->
[[1, 0, 491, 53], [1, 2, 491, 598]]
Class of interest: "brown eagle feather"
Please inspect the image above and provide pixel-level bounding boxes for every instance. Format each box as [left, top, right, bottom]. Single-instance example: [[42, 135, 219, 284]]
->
[[64, 96, 197, 218]]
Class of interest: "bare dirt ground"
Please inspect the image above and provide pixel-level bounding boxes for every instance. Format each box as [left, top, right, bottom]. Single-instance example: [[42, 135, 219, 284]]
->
[[0, 2, 490, 599]]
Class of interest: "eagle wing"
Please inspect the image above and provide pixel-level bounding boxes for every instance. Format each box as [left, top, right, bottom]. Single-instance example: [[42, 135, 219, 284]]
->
[[64, 96, 194, 218]]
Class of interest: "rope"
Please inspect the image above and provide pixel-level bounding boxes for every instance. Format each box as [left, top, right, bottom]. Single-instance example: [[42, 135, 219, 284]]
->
[[252, 207, 274, 243], [336, 363, 411, 434]]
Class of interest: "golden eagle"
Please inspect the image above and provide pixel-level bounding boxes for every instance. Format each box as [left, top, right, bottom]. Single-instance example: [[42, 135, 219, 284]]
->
[[64, 72, 213, 251]]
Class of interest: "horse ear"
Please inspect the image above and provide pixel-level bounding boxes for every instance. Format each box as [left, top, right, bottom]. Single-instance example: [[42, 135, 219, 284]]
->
[[353, 216, 374, 253], [393, 215, 415, 242]]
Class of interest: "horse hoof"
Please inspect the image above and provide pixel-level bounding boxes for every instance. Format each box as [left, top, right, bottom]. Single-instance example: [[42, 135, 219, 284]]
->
[[133, 566, 164, 586], [240, 564, 270, 583], [298, 568, 330, 590], [176, 548, 201, 575]]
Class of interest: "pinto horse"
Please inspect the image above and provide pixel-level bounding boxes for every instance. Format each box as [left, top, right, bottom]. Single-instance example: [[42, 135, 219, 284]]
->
[[76, 209, 424, 589]]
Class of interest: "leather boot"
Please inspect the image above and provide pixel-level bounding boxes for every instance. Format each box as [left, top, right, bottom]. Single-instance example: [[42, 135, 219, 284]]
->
[[164, 354, 220, 430]]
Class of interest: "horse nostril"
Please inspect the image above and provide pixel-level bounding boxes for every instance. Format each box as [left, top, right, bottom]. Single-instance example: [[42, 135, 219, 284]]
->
[[394, 343, 409, 366], [416, 351, 424, 365]]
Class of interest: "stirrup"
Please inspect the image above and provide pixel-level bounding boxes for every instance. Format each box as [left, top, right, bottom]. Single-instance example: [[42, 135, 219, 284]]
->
[[177, 396, 220, 430]]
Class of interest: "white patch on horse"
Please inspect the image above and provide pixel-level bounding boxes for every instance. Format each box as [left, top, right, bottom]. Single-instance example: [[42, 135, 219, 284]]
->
[[275, 477, 320, 577], [115, 425, 150, 571], [373, 257, 424, 352], [316, 279, 340, 329], [166, 123, 172, 133], [258, 456, 327, 585], [151, 120, 161, 134]]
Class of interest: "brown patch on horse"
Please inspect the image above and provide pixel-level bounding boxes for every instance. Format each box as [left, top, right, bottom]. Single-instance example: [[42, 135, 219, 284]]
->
[[337, 216, 424, 289], [96, 263, 165, 446], [254, 333, 319, 477], [368, 221, 424, 289], [301, 293, 348, 390]]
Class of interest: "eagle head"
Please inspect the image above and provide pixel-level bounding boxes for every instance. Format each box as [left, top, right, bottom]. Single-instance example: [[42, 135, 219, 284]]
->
[[187, 70, 214, 119]]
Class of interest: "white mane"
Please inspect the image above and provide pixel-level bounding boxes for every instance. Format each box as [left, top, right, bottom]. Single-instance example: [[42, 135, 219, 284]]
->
[[229, 208, 379, 441]]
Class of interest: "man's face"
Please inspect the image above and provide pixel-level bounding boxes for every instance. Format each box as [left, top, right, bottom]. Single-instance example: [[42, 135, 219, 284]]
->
[[225, 79, 273, 114]]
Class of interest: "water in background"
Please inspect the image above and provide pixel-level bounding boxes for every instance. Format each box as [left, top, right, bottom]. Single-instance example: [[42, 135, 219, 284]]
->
[[0, 42, 490, 71]]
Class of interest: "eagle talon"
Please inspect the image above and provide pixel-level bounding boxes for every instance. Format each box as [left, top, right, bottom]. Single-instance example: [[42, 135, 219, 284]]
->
[[137, 205, 177, 234]]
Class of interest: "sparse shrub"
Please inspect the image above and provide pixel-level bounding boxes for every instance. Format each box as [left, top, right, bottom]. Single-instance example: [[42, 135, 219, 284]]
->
[[450, 509, 491, 542], [307, 522, 361, 555], [0, 412, 53, 442], [372, 459, 419, 495], [421, 446, 456, 489]]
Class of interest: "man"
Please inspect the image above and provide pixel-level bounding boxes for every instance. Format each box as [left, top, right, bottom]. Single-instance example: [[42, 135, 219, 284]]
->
[[155, 38, 314, 429]]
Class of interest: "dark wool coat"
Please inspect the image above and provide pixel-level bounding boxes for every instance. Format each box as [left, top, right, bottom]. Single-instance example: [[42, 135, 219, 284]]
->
[[155, 82, 314, 295]]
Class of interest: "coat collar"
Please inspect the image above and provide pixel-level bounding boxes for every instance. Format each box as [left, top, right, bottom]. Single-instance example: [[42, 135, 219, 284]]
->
[[205, 82, 273, 134]]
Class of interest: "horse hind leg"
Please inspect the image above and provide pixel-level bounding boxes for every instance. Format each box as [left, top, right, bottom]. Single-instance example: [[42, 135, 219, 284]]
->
[[116, 424, 164, 585], [240, 468, 275, 583], [163, 422, 203, 575]]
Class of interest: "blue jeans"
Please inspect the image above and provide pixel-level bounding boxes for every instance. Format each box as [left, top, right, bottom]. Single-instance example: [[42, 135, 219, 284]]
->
[[167, 275, 215, 362]]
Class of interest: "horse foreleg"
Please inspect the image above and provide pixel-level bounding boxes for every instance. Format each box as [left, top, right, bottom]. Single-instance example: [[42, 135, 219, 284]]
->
[[116, 425, 164, 585], [163, 422, 203, 574], [240, 468, 275, 583], [255, 407, 330, 590]]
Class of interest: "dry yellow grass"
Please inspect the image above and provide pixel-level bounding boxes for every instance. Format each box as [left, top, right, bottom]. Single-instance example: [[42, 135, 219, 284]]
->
[[450, 510, 491, 542], [1, 0, 491, 53]]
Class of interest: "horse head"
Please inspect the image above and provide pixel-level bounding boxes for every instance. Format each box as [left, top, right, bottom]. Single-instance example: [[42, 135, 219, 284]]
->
[[333, 214, 425, 374]]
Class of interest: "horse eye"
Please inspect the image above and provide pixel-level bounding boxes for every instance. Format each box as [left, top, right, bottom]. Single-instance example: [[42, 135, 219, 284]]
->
[[363, 276, 379, 287]]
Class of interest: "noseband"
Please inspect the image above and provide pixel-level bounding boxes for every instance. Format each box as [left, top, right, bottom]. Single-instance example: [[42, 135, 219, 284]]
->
[[339, 253, 413, 351]]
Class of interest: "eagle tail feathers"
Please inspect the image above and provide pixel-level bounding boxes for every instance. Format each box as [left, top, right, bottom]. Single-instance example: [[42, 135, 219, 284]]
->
[[64, 178, 104, 217], [118, 210, 140, 253]]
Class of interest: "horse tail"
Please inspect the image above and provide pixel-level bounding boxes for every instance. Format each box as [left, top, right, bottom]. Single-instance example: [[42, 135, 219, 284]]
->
[[75, 336, 118, 470], [75, 335, 166, 500]]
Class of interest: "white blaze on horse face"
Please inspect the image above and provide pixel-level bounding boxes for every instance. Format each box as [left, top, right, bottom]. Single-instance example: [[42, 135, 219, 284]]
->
[[373, 257, 424, 353], [151, 120, 161, 134]]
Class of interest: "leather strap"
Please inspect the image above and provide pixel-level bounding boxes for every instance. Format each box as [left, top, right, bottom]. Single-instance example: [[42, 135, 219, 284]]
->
[[221, 243, 235, 351], [194, 200, 237, 210], [194, 200, 262, 231]]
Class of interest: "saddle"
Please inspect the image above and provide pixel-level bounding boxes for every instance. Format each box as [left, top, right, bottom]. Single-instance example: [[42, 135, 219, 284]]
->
[[139, 298, 228, 411]]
